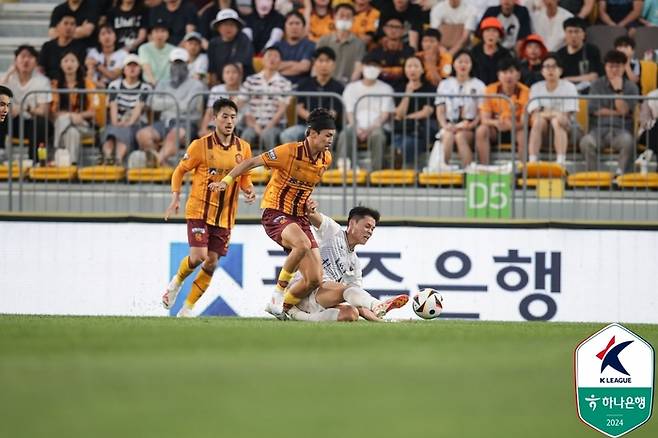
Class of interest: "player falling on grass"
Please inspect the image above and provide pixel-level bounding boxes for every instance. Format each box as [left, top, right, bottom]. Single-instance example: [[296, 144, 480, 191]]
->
[[287, 201, 408, 322], [210, 108, 335, 319], [162, 98, 255, 317]]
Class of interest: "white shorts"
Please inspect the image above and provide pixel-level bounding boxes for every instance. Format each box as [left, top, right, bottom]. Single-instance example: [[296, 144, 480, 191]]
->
[[288, 273, 324, 314]]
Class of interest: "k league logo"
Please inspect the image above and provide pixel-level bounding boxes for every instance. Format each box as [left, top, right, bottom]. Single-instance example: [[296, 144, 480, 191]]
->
[[575, 323, 655, 437]]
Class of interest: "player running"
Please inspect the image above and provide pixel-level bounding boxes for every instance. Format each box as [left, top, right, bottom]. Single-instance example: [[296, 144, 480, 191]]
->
[[287, 202, 408, 322], [162, 98, 255, 316], [210, 108, 335, 318]]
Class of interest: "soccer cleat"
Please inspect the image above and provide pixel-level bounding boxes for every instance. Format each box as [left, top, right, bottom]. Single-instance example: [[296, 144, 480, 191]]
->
[[371, 294, 409, 318], [176, 306, 194, 318], [162, 275, 182, 310], [264, 292, 288, 320]]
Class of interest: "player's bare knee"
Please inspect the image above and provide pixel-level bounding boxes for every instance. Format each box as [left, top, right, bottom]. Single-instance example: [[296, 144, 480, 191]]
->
[[338, 306, 359, 322], [305, 275, 321, 292]]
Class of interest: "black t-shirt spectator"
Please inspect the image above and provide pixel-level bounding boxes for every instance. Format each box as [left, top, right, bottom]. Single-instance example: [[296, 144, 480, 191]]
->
[[243, 10, 285, 54], [556, 43, 604, 78], [207, 32, 255, 79], [520, 61, 543, 86], [368, 43, 415, 85], [471, 43, 512, 85], [198, 0, 238, 40], [148, 1, 199, 46], [559, 0, 585, 15], [393, 80, 435, 134], [39, 38, 87, 79], [50, 0, 99, 47], [377, 2, 427, 36], [107, 4, 146, 51], [480, 5, 532, 50], [603, 0, 635, 23], [296, 76, 345, 129]]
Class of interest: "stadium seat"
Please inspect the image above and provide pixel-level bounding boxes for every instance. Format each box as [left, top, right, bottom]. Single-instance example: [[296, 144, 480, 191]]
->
[[321, 168, 368, 185], [126, 167, 174, 183], [615, 172, 658, 189], [576, 99, 588, 132], [369, 169, 416, 185], [586, 25, 626, 55], [28, 166, 78, 181], [78, 165, 125, 182], [639, 60, 657, 96], [252, 56, 264, 73], [517, 161, 566, 188], [418, 171, 463, 186], [567, 171, 613, 188], [0, 162, 31, 180], [249, 166, 271, 184]]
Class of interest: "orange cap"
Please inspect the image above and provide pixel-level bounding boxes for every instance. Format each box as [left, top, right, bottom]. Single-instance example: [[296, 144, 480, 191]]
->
[[479, 17, 504, 38], [520, 34, 548, 60]]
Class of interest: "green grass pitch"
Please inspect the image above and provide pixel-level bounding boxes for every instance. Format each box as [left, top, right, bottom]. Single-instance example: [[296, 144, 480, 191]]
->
[[0, 316, 656, 438]]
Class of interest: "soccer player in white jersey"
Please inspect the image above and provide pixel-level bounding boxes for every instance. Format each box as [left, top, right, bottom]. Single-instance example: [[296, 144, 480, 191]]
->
[[285, 202, 408, 322]]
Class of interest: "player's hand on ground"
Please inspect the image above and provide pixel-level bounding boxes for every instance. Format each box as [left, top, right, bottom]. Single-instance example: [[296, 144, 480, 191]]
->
[[242, 187, 256, 203], [305, 197, 318, 214], [164, 199, 179, 221], [208, 181, 228, 192]]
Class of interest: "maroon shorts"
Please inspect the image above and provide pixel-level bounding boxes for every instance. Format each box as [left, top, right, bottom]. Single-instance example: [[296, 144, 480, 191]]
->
[[261, 208, 318, 252], [187, 219, 231, 256]]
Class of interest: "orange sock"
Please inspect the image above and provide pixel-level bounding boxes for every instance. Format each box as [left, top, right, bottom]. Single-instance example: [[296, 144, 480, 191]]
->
[[184, 267, 213, 308], [176, 256, 195, 282]]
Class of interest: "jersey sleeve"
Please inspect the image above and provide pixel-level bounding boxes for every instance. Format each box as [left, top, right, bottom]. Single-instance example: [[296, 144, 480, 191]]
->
[[315, 213, 342, 242], [171, 140, 202, 192], [239, 141, 254, 190], [260, 143, 293, 170]]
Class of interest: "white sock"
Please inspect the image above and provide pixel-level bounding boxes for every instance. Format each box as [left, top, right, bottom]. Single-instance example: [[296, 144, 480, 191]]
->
[[343, 286, 379, 310], [556, 154, 566, 165], [288, 306, 339, 322], [529, 154, 538, 162]]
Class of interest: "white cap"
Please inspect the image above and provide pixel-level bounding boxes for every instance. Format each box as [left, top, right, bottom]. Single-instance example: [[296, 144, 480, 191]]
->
[[169, 47, 189, 63], [211, 8, 245, 28], [122, 54, 141, 68]]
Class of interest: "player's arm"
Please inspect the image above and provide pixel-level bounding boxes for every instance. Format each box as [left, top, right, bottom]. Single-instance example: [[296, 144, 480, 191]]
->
[[305, 197, 323, 228], [239, 143, 256, 203], [209, 155, 265, 192], [165, 141, 201, 220]]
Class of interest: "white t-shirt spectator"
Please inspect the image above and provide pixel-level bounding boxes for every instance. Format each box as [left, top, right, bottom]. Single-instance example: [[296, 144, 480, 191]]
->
[[532, 7, 573, 52], [2, 70, 52, 119], [527, 79, 579, 113], [430, 0, 478, 32], [107, 77, 153, 123], [189, 53, 209, 79], [239, 71, 292, 128], [435, 77, 486, 122], [87, 48, 128, 83], [342, 79, 395, 130]]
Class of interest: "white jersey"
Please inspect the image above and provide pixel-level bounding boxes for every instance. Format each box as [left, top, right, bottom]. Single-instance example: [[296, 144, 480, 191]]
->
[[314, 214, 362, 288]]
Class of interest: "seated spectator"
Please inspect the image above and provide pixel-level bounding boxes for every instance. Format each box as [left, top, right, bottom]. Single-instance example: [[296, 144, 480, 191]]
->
[[243, 0, 285, 54], [336, 54, 395, 170], [40, 14, 87, 79], [476, 57, 530, 164], [527, 53, 580, 165], [598, 0, 643, 28], [238, 46, 292, 151], [317, 1, 365, 84], [636, 88, 658, 172], [532, 0, 573, 51], [303, 0, 335, 43], [377, 0, 427, 50], [136, 48, 206, 166], [139, 19, 176, 86], [472, 17, 512, 85], [520, 34, 548, 86], [48, 0, 98, 48], [429, 0, 478, 56], [280, 46, 344, 143], [559, 0, 595, 19], [392, 56, 435, 169], [107, 0, 147, 53], [640, 0, 658, 26], [50, 50, 96, 166], [86, 24, 127, 89], [556, 17, 603, 93], [435, 49, 486, 167], [148, 0, 199, 45], [352, 0, 380, 47], [614, 36, 645, 89], [207, 9, 255, 86], [199, 62, 244, 137], [0, 45, 52, 159], [368, 17, 415, 86], [579, 50, 638, 175], [199, 0, 239, 42], [416, 29, 453, 87], [480, 0, 532, 54], [101, 55, 153, 165], [182, 32, 209, 81], [275, 11, 316, 84]]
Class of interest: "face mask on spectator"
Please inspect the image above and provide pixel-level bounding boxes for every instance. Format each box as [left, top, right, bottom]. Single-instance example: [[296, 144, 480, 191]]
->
[[362, 65, 381, 80], [170, 62, 189, 88], [335, 19, 353, 32]]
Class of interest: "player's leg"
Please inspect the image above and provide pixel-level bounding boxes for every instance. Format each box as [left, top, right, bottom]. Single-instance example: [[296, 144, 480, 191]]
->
[[340, 284, 408, 318], [283, 246, 322, 311], [288, 304, 358, 322]]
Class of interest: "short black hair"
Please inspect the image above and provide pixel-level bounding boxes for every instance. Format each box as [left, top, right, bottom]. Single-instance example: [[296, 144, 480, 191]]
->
[[263, 45, 282, 57], [0, 85, 13, 99], [604, 49, 627, 65], [348, 206, 380, 224], [542, 52, 562, 69], [58, 12, 77, 24], [497, 56, 520, 73], [563, 16, 587, 31], [314, 46, 336, 61], [14, 44, 38, 59], [614, 35, 636, 49], [285, 10, 306, 26], [213, 97, 238, 115], [334, 2, 356, 15], [422, 28, 441, 42], [306, 108, 336, 132]]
